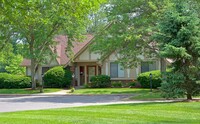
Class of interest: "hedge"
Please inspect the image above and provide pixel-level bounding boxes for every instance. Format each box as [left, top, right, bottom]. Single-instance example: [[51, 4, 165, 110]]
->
[[0, 73, 31, 89], [137, 70, 162, 88], [90, 75, 111, 88], [43, 66, 72, 88]]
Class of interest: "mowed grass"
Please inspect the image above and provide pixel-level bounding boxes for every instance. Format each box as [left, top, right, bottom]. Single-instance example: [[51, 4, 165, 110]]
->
[[0, 102, 200, 124], [73, 88, 163, 99], [73, 88, 151, 94], [0, 88, 61, 94]]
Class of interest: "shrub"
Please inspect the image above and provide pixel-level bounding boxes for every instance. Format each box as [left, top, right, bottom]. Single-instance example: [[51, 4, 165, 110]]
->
[[111, 81, 122, 88], [0, 73, 31, 89], [84, 84, 89, 88], [43, 66, 72, 88], [129, 82, 136, 88], [90, 75, 111, 88], [137, 70, 162, 88]]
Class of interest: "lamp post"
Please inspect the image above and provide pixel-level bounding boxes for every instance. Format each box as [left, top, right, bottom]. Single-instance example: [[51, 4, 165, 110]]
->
[[149, 73, 152, 92], [72, 73, 75, 87]]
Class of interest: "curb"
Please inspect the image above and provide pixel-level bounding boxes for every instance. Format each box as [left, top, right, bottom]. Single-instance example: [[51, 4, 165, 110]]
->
[[0, 93, 135, 97]]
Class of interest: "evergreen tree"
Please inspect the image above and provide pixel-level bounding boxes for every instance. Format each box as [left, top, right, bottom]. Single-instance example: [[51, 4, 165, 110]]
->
[[154, 0, 200, 100]]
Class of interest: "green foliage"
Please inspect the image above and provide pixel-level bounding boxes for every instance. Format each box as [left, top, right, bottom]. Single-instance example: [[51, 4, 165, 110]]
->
[[43, 66, 72, 88], [90, 75, 111, 88], [154, 0, 200, 99], [69, 87, 75, 93], [0, 44, 25, 75], [160, 72, 185, 99], [5, 55, 25, 75], [137, 70, 162, 88], [0, 73, 31, 89], [111, 81, 122, 88], [129, 82, 136, 88], [0, 0, 106, 89], [91, 0, 170, 68], [83, 84, 89, 88]]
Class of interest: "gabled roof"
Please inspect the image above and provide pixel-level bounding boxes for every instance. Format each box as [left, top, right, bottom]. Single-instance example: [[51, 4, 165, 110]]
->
[[21, 34, 94, 67]]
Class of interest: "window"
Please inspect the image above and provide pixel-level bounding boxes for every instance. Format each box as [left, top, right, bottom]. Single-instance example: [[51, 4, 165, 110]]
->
[[110, 62, 125, 78], [141, 61, 156, 73]]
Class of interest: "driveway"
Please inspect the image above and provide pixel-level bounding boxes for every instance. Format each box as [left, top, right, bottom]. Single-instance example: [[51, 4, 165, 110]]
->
[[0, 95, 133, 112]]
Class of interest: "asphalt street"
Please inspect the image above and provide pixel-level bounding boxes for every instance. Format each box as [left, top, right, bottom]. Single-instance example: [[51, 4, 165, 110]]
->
[[0, 95, 132, 112]]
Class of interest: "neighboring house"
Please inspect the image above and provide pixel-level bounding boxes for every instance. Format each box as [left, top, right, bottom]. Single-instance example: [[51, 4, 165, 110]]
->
[[21, 34, 169, 86]]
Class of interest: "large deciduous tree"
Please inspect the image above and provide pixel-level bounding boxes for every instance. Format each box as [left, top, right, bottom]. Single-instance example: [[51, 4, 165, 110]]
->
[[91, 0, 168, 68], [154, 0, 200, 100], [1, 0, 105, 89], [91, 0, 200, 100]]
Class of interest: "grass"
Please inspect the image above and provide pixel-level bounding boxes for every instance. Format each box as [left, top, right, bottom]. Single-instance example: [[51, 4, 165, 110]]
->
[[73, 88, 163, 100], [0, 102, 200, 124], [0, 88, 62, 94]]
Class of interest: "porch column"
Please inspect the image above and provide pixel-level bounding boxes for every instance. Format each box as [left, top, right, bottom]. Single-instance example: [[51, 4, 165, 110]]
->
[[84, 65, 87, 84], [106, 62, 108, 75], [70, 66, 75, 86], [77, 66, 80, 86]]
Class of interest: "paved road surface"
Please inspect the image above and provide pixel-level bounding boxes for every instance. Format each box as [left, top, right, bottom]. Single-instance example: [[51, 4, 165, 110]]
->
[[0, 95, 177, 113], [0, 95, 132, 112]]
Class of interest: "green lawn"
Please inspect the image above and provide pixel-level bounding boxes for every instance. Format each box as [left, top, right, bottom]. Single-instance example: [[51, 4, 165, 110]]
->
[[0, 88, 62, 94], [0, 102, 200, 124], [73, 88, 163, 100]]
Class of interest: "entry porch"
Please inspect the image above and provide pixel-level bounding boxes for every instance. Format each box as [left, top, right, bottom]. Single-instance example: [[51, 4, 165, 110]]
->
[[71, 62, 102, 86]]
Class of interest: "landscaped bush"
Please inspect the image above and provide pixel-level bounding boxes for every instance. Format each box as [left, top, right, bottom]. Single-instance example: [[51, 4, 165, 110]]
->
[[0, 73, 31, 89], [137, 70, 162, 88], [129, 81, 136, 88], [43, 66, 72, 88], [111, 81, 122, 88], [90, 75, 111, 88]]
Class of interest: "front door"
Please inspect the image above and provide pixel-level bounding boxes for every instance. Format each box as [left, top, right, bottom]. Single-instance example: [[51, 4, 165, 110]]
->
[[80, 66, 85, 85], [87, 66, 96, 82]]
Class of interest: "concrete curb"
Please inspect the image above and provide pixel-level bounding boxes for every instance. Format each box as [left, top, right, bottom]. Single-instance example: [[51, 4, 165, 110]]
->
[[0, 93, 134, 97]]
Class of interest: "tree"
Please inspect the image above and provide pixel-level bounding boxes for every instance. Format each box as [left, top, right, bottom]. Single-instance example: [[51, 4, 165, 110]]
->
[[91, 0, 170, 68], [1, 0, 105, 89], [0, 43, 25, 75], [154, 0, 200, 100], [91, 0, 200, 100]]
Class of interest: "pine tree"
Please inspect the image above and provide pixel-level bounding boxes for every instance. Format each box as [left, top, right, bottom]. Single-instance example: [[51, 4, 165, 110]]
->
[[154, 0, 200, 100]]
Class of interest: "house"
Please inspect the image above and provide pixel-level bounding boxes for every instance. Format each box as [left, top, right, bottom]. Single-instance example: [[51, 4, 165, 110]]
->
[[21, 34, 168, 86]]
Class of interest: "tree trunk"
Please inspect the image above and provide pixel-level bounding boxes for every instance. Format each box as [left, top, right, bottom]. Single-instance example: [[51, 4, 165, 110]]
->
[[160, 58, 167, 78], [31, 58, 36, 90], [187, 93, 192, 100], [30, 39, 36, 90], [160, 58, 166, 73], [37, 65, 43, 93]]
